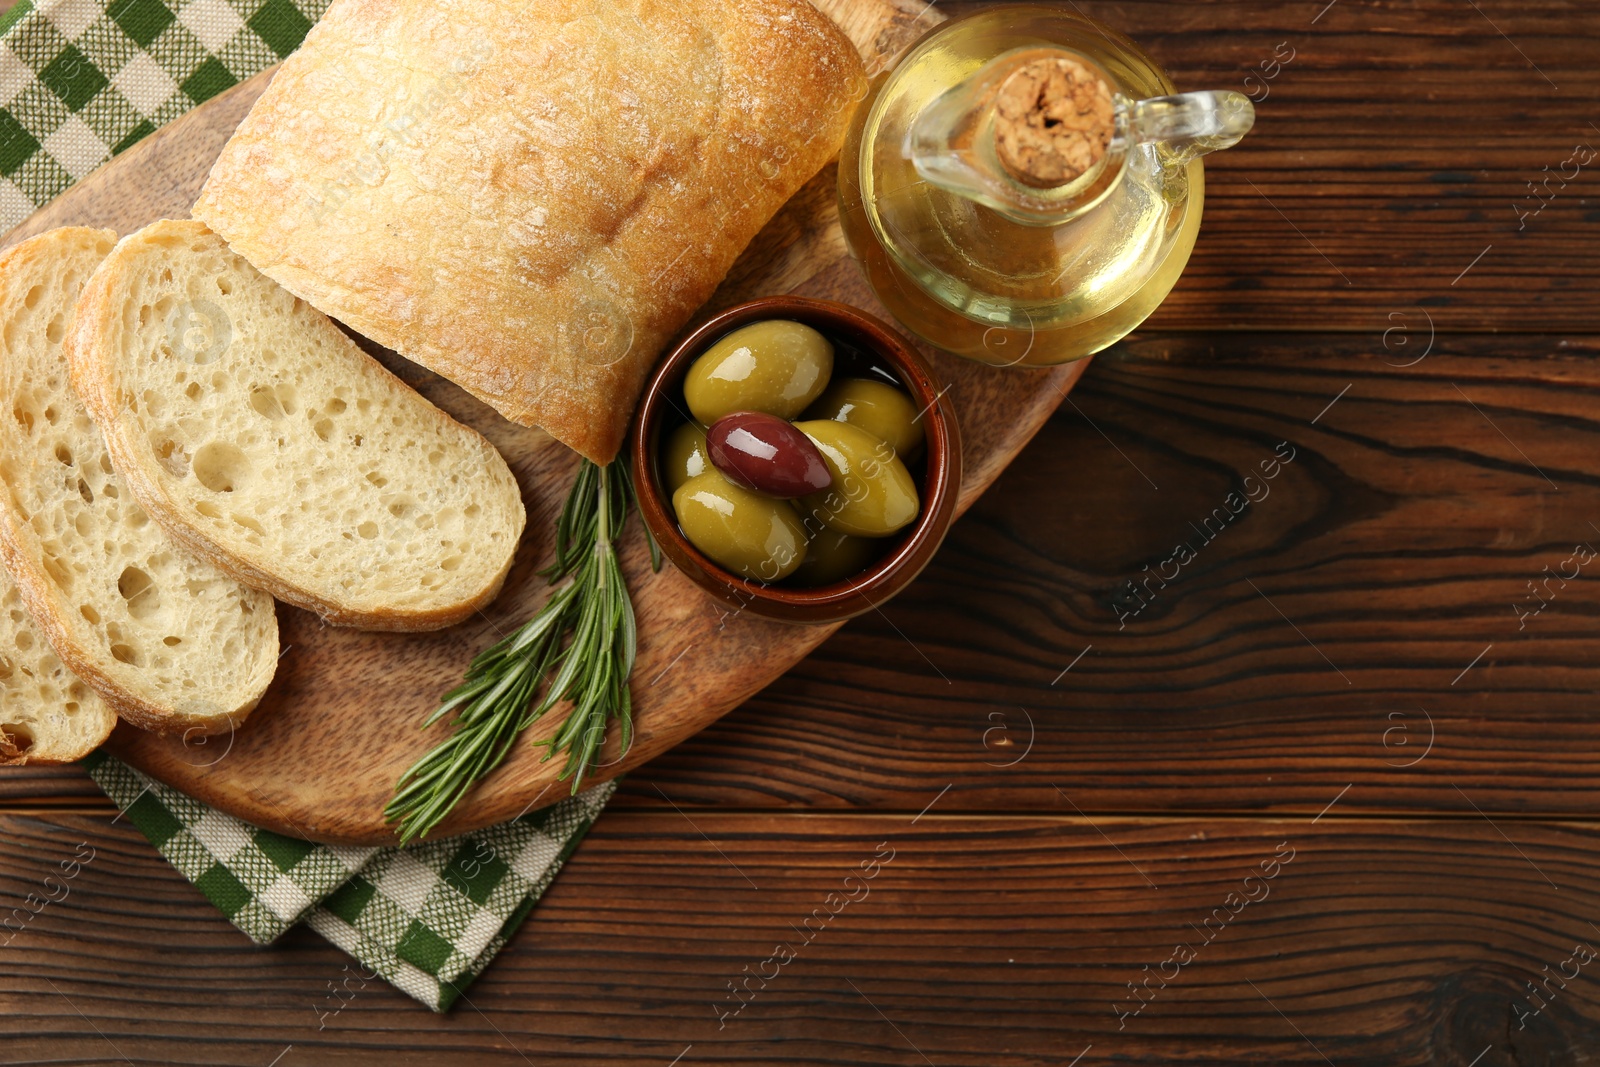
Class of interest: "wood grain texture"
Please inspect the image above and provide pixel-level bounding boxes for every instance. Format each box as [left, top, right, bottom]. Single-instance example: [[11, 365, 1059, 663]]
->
[[0, 0, 1094, 844], [0, 768, 104, 805], [3, 0, 1600, 1061], [17, 332, 1600, 818], [5, 811, 1600, 1064], [1009, 0, 1600, 333], [604, 331, 1600, 816]]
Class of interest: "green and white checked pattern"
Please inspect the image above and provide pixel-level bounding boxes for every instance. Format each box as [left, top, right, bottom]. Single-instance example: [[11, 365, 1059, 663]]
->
[[84, 750, 377, 942], [307, 792, 612, 1008], [86, 751, 616, 1011], [0, 0, 329, 231]]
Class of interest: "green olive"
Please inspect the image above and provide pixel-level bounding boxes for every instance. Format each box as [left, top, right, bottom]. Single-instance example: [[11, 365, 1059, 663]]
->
[[684, 320, 833, 424], [673, 470, 807, 582], [793, 420, 920, 538], [789, 527, 878, 587], [805, 377, 925, 461], [662, 422, 710, 492]]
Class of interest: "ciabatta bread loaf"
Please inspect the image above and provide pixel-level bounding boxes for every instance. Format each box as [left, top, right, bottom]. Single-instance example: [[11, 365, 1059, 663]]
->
[[0, 227, 277, 736], [66, 220, 526, 632], [0, 577, 114, 763], [192, 0, 868, 463]]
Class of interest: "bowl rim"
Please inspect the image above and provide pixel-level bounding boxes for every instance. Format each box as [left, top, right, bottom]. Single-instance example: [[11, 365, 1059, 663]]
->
[[631, 295, 961, 622]]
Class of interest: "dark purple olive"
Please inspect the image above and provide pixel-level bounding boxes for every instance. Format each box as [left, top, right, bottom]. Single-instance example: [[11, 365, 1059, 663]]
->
[[706, 411, 832, 499]]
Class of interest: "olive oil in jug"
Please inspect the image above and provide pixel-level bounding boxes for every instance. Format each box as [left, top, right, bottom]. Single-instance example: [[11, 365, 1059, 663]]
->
[[838, 5, 1254, 367]]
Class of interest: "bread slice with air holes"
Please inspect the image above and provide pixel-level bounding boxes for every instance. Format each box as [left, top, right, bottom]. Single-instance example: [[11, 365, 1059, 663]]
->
[[0, 227, 278, 737], [0, 574, 115, 763], [66, 220, 526, 631]]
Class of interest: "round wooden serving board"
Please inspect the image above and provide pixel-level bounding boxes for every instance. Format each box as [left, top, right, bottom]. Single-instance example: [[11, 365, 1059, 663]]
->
[[2, 0, 1086, 844]]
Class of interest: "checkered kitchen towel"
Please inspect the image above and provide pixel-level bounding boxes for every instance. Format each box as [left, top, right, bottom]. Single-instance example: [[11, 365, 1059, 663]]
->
[[0, 0, 326, 230], [85, 751, 615, 1010]]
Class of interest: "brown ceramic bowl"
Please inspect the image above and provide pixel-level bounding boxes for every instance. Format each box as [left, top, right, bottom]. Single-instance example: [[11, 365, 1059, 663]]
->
[[632, 297, 962, 624]]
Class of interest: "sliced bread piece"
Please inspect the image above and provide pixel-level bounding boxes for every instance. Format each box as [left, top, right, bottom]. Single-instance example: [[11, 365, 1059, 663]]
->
[[66, 220, 526, 631], [0, 575, 114, 763], [0, 227, 278, 736]]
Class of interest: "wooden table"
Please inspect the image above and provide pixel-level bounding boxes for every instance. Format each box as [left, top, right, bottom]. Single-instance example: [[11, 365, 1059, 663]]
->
[[5, 0, 1600, 1062]]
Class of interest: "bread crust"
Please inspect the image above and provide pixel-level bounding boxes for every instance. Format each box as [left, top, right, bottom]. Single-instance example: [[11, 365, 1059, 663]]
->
[[65, 220, 525, 633], [0, 228, 277, 736], [193, 0, 868, 464]]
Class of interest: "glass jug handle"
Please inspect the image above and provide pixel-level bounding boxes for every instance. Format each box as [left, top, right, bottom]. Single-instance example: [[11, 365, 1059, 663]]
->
[[906, 47, 1256, 225], [1128, 91, 1256, 170]]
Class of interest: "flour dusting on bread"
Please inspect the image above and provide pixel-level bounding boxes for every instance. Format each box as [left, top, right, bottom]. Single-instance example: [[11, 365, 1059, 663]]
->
[[194, 0, 868, 463]]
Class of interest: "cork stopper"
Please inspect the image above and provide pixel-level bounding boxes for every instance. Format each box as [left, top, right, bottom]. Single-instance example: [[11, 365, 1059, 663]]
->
[[994, 56, 1116, 188]]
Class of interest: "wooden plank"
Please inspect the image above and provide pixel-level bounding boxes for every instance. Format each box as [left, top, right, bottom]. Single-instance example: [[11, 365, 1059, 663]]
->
[[12, 331, 1600, 816], [3, 810, 1599, 1063], [607, 330, 1600, 815], [929, 0, 1600, 332], [0, 767, 103, 805]]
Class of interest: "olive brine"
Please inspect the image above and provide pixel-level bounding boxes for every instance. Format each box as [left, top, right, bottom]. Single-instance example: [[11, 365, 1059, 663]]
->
[[661, 319, 925, 585]]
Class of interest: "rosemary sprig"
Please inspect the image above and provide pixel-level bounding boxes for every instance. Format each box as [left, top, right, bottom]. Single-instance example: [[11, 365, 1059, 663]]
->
[[384, 458, 660, 843]]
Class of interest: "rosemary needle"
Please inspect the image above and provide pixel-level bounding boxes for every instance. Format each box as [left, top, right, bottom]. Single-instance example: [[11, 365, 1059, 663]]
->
[[385, 458, 659, 843]]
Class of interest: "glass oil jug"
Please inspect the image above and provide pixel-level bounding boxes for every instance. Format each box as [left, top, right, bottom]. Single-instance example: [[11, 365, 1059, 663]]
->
[[838, 5, 1255, 367]]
